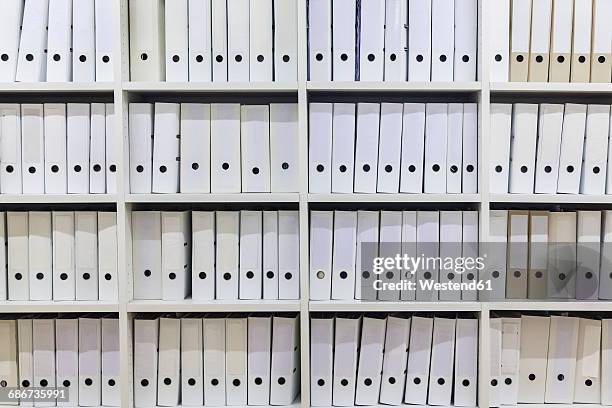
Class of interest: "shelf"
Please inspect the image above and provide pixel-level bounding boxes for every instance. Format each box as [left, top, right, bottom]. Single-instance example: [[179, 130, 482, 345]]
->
[[127, 299, 302, 313], [0, 82, 114, 93], [489, 193, 612, 204], [132, 403, 301, 408], [308, 193, 481, 203], [0, 300, 119, 313], [307, 81, 481, 93], [123, 81, 298, 93], [309, 300, 482, 312], [490, 82, 612, 94], [0, 194, 117, 204], [126, 193, 300, 203], [486, 300, 612, 311]]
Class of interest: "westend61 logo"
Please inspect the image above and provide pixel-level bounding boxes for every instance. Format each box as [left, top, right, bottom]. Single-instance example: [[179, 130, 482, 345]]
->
[[370, 253, 490, 292]]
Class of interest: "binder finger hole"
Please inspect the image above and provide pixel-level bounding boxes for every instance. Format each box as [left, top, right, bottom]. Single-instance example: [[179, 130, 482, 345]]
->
[[232, 379, 241, 387], [266, 271, 275, 279], [85, 378, 93, 386], [141, 53, 148, 61], [255, 377, 263, 385], [536, 55, 544, 63], [388, 377, 396, 384], [53, 54, 61, 61], [339, 165, 347, 173], [516, 55, 524, 62], [579, 55, 586, 63], [367, 54, 375, 62], [60, 273, 68, 280], [36, 272, 44, 280], [216, 55, 223, 62], [257, 55, 264, 62], [408, 165, 416, 172], [103, 55, 110, 63], [585, 379, 593, 386], [278, 377, 286, 385], [492, 271, 500, 278], [317, 379, 325, 386], [447, 272, 454, 280], [557, 374, 565, 381], [222, 162, 230, 170], [513, 270, 521, 278], [462, 379, 470, 387], [593, 166, 600, 174], [93, 164, 102, 172], [26, 54, 34, 61], [1, 54, 8, 61], [599, 56, 606, 63], [136, 165, 144, 173], [0, 381, 6, 388], [495, 54, 502, 62], [467, 273, 474, 280], [413, 377, 421, 385], [316, 164, 324, 172], [14, 273, 22, 280], [196, 55, 204, 63], [586, 272, 593, 279], [252, 167, 260, 174], [439, 54, 447, 62], [362, 271, 370, 279], [364, 378, 373, 386], [557, 55, 565, 63], [105, 273, 112, 281], [40, 379, 48, 387], [144, 269, 151, 277], [164, 377, 172, 385], [559, 273, 566, 281], [188, 378, 196, 386], [390, 53, 397, 61], [83, 273, 91, 280], [423, 271, 432, 280], [211, 378, 219, 386], [21, 380, 29, 388], [169, 272, 176, 280], [416, 54, 423, 62], [363, 164, 371, 172], [504, 378, 512, 385], [385, 165, 393, 173], [63, 380, 71, 387], [437, 378, 445, 385], [159, 165, 167, 173], [74, 165, 82, 172], [6, 165, 14, 173], [109, 164, 117, 172], [520, 166, 528, 173], [79, 55, 87, 62], [495, 165, 503, 173], [316, 53, 324, 61], [284, 272, 293, 280], [246, 271, 254, 279], [235, 54, 243, 62], [544, 165, 552, 173], [339, 271, 347, 279], [450, 165, 458, 173], [462, 55, 469, 62], [140, 379, 149, 387], [283, 55, 290, 62], [282, 162, 289, 170], [528, 374, 536, 381], [199, 271, 207, 279], [172, 55, 180, 62], [432, 164, 440, 172], [466, 164, 474, 172], [340, 378, 348, 386], [535, 271, 543, 278], [490, 379, 498, 386], [223, 272, 232, 280]]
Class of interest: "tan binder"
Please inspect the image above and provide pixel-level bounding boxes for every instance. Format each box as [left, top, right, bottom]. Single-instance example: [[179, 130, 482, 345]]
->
[[548, 0, 573, 82]]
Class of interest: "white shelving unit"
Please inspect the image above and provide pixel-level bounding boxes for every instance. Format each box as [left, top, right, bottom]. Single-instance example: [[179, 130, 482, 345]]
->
[[1, 1, 611, 408]]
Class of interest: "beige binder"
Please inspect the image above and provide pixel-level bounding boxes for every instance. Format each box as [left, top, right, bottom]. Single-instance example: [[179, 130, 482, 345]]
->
[[510, 0, 532, 81], [548, 0, 573, 82]]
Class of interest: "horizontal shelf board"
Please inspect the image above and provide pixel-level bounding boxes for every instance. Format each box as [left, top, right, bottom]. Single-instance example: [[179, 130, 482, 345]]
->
[[126, 193, 300, 203], [123, 81, 298, 93], [486, 300, 612, 311], [489, 193, 612, 204], [309, 300, 482, 312], [307, 81, 481, 92], [0, 82, 114, 93], [490, 82, 612, 94], [308, 193, 481, 203], [0, 300, 119, 313], [135, 403, 301, 408], [127, 299, 301, 313], [0, 194, 117, 204]]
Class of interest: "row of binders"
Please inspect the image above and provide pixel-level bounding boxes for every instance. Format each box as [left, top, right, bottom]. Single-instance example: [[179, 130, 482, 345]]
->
[[0, 103, 117, 194], [1, 211, 118, 302], [490, 103, 612, 195], [129, 0, 297, 82], [129, 103, 298, 194], [133, 315, 300, 407], [308, 0, 477, 82], [490, 314, 612, 406], [310, 210, 479, 301], [0, 317, 120, 407], [0, 0, 114, 82], [311, 314, 478, 407], [309, 103, 478, 194], [491, 0, 612, 83], [132, 210, 299, 301], [489, 210, 612, 301]]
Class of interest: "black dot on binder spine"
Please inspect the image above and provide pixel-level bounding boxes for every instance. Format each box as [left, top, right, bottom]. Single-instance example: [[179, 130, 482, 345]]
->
[[266, 271, 274, 279], [557, 374, 565, 381], [141, 53, 148, 61], [196, 55, 204, 63], [199, 272, 207, 279], [339, 271, 348, 279], [416, 54, 423, 62], [85, 378, 93, 386], [282, 162, 289, 170], [105, 273, 112, 281], [586, 379, 593, 386], [340, 53, 348, 61], [593, 166, 600, 174], [505, 378, 512, 385], [536, 55, 544, 63], [495, 165, 503, 173], [63, 380, 70, 387], [284, 272, 292, 280], [222, 162, 230, 170], [211, 378, 219, 386], [439, 55, 447, 62], [557, 56, 565, 63], [223, 272, 232, 280], [257, 55, 264, 62], [317, 379, 325, 386], [339, 165, 347, 173], [14, 273, 22, 280], [93, 164, 102, 172], [450, 165, 458, 173], [432, 164, 440, 172], [282, 55, 290, 62], [388, 377, 396, 384], [529, 374, 536, 381], [74, 165, 82, 172], [164, 378, 172, 385], [254, 377, 263, 385], [109, 164, 116, 172], [79, 55, 87, 62], [83, 273, 90, 280], [159, 165, 167, 173], [6, 165, 13, 173], [462, 379, 470, 387], [36, 273, 44, 280], [414, 377, 421, 385], [495, 54, 502, 62], [1, 54, 8, 61], [579, 55, 586, 63], [252, 167, 259, 174], [544, 165, 552, 173], [53, 54, 61, 61], [40, 379, 48, 387], [490, 379, 497, 386], [390, 53, 397, 61], [516, 55, 524, 62], [278, 377, 286, 385], [188, 378, 196, 386], [235, 54, 243, 62], [22, 380, 29, 387], [364, 378, 372, 386], [232, 379, 241, 387], [108, 379, 116, 386], [143, 270, 151, 277], [172, 55, 180, 62], [363, 164, 370, 172], [26, 54, 34, 61], [216, 55, 223, 62], [316, 164, 324, 172], [385, 165, 393, 173], [141, 379, 149, 387], [60, 273, 68, 280], [462, 55, 469, 62], [408, 165, 416, 172], [438, 378, 445, 385], [103, 55, 110, 63], [316, 53, 323, 61], [169, 272, 176, 280], [599, 56, 606, 63], [246, 271, 254, 279], [28, 166, 36, 173], [492, 270, 500, 278]]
